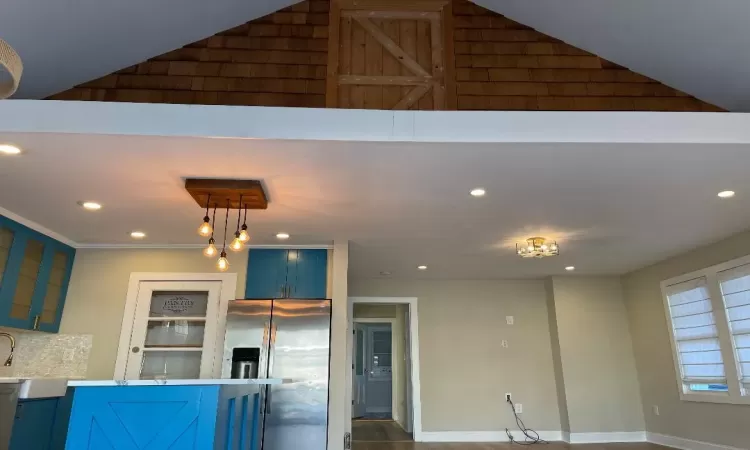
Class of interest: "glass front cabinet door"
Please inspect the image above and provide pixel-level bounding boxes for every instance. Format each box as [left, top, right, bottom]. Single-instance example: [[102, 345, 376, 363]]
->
[[0, 215, 75, 332]]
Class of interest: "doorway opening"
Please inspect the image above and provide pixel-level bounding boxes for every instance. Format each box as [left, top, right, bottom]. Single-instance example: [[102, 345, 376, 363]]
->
[[348, 298, 421, 443]]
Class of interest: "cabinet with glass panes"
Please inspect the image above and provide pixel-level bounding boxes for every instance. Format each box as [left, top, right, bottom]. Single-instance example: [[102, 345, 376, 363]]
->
[[0, 214, 75, 332]]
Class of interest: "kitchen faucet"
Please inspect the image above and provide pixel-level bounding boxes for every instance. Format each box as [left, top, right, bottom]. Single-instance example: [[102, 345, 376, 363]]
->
[[0, 332, 14, 366]]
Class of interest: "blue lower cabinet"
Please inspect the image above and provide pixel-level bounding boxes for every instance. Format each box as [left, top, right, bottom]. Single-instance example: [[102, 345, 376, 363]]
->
[[65, 385, 261, 450], [10, 399, 58, 450]]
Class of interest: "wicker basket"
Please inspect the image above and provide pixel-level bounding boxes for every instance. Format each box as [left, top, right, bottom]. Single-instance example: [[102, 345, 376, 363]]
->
[[0, 38, 23, 99]]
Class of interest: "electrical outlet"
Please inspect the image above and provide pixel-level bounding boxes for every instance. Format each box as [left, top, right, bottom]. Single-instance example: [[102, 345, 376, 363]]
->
[[652, 405, 660, 416], [505, 393, 512, 402], [506, 316, 514, 325], [501, 340, 509, 348], [514, 403, 523, 414]]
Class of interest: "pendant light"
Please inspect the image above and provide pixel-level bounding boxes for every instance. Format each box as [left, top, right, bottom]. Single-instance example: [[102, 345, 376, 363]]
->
[[238, 203, 250, 243], [197, 194, 213, 237], [203, 205, 218, 258], [217, 200, 230, 271], [229, 195, 245, 252]]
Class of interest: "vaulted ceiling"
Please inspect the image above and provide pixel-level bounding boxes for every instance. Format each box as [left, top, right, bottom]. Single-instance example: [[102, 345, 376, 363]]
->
[[2, 0, 748, 110]]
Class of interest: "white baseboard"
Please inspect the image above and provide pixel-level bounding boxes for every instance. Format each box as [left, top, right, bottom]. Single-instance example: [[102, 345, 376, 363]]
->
[[420, 431, 562, 442], [647, 432, 746, 450], [568, 432, 646, 443]]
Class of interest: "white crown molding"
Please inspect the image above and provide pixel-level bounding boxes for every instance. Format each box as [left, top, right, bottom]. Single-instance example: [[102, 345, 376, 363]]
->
[[647, 432, 746, 450], [75, 243, 333, 250], [0, 207, 333, 250], [0, 206, 77, 247], [569, 431, 646, 444], [419, 431, 563, 443]]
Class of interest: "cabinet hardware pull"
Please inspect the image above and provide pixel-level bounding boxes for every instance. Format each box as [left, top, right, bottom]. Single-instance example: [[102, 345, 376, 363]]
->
[[33, 315, 40, 330]]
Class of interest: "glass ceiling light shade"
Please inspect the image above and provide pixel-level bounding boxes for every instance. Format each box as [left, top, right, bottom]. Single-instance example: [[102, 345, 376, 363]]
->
[[516, 237, 559, 258], [0, 39, 22, 100]]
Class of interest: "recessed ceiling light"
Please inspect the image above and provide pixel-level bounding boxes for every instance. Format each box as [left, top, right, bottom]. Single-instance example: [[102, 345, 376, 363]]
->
[[470, 188, 486, 197], [718, 190, 735, 198], [0, 144, 21, 155], [130, 231, 146, 239], [565, 266, 575, 271], [78, 201, 102, 211], [380, 271, 391, 276], [417, 265, 428, 270], [276, 232, 290, 240]]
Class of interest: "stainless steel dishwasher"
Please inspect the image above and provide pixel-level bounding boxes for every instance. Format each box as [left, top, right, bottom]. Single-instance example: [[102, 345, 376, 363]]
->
[[0, 383, 19, 450]]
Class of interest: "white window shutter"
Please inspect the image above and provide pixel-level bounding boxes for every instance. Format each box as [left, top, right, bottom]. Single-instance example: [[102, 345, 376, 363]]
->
[[718, 263, 750, 393], [665, 277, 727, 386]]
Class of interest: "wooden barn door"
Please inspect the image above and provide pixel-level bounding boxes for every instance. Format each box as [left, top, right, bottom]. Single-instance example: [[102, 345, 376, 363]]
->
[[326, 0, 455, 110]]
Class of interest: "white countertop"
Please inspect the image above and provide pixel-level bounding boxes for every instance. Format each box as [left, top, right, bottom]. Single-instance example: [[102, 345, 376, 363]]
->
[[68, 378, 292, 387], [0, 377, 20, 384]]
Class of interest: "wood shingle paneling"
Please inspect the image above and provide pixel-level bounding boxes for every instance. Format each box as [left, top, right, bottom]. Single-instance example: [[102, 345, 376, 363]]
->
[[48, 0, 722, 112]]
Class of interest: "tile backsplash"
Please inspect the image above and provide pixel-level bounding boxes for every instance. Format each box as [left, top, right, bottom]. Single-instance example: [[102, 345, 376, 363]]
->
[[0, 328, 92, 378]]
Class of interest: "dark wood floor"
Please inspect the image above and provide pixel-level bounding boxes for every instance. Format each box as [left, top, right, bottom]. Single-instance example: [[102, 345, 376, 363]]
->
[[353, 443, 669, 450], [353, 420, 413, 442], [351, 422, 669, 450]]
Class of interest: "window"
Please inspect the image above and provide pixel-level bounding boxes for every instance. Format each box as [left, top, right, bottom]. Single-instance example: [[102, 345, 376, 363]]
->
[[664, 277, 727, 394], [717, 263, 750, 396], [662, 254, 750, 404]]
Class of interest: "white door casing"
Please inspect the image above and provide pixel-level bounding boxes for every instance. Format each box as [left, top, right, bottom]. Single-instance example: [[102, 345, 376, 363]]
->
[[114, 272, 237, 380]]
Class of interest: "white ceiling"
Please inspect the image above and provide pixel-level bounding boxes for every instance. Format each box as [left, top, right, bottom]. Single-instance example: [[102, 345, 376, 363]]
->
[[0, 0, 297, 99], [474, 0, 750, 111], [2, 132, 750, 280], [3, 0, 748, 110]]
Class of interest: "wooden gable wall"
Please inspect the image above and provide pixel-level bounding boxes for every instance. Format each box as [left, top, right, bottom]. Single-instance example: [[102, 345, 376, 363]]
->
[[48, 0, 722, 112]]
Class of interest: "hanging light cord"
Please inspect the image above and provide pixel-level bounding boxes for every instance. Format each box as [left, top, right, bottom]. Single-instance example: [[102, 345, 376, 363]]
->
[[204, 194, 212, 220], [221, 200, 230, 251], [235, 195, 243, 234], [242, 202, 248, 228], [210, 205, 217, 239]]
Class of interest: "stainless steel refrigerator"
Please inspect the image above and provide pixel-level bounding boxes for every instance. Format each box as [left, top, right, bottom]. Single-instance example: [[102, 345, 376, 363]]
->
[[222, 299, 331, 450]]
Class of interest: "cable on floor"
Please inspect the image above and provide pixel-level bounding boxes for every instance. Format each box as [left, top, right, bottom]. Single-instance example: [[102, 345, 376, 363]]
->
[[505, 398, 549, 446]]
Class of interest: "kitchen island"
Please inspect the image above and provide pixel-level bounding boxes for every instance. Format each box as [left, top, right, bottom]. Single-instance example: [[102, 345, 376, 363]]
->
[[65, 378, 288, 450]]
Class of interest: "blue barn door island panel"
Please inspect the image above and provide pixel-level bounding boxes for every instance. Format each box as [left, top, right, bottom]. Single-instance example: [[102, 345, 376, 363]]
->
[[65, 386, 220, 449]]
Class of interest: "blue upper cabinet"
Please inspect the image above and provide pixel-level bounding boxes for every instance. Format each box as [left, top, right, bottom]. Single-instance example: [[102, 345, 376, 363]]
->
[[0, 215, 75, 332], [244, 249, 289, 299], [245, 249, 327, 299]]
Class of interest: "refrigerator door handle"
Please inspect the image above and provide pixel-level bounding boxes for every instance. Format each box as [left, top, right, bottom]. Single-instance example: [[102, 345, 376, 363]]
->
[[267, 324, 278, 414]]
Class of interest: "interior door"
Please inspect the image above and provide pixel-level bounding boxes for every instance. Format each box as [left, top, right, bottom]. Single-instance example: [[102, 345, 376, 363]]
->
[[352, 323, 367, 418], [365, 324, 393, 416], [124, 281, 222, 380]]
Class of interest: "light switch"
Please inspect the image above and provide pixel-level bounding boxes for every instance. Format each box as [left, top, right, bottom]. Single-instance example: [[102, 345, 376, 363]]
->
[[506, 316, 514, 325]]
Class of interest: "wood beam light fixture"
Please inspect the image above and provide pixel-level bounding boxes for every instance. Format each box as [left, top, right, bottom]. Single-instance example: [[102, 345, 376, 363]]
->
[[186, 179, 268, 270]]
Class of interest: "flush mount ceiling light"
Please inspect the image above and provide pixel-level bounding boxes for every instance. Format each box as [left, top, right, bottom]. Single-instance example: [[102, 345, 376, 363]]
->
[[565, 266, 575, 271], [78, 201, 102, 211], [718, 190, 736, 198], [0, 39, 23, 100], [417, 265, 428, 270], [517, 237, 559, 258], [0, 144, 21, 155], [130, 231, 146, 239], [470, 188, 486, 197], [185, 179, 268, 271], [276, 233, 290, 240]]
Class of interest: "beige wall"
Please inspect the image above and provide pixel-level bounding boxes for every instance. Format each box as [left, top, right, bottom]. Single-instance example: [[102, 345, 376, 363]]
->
[[545, 279, 570, 433], [60, 248, 248, 379], [549, 277, 645, 433], [349, 278, 562, 432], [353, 304, 397, 318], [623, 229, 750, 448]]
